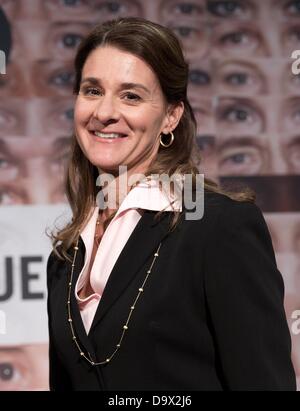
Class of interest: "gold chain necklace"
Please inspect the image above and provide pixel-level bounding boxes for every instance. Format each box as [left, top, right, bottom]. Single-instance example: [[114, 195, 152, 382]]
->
[[67, 237, 162, 366]]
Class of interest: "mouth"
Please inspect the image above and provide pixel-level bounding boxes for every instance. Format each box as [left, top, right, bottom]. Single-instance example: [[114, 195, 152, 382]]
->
[[91, 131, 128, 140]]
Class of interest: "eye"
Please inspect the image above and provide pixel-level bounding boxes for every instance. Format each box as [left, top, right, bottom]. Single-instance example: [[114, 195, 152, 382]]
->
[[287, 27, 300, 42], [65, 107, 74, 120], [282, 99, 300, 132], [46, 0, 90, 11], [0, 156, 11, 169], [0, 357, 27, 390], [94, 0, 131, 15], [222, 106, 251, 122], [48, 106, 74, 134], [80, 86, 101, 96], [45, 0, 92, 19], [220, 30, 259, 49], [173, 2, 203, 16], [61, 0, 86, 7], [287, 100, 300, 121], [218, 146, 263, 175], [217, 99, 264, 133], [227, 152, 249, 164], [0, 109, 19, 133], [0, 188, 27, 205], [49, 69, 75, 88], [225, 72, 249, 85], [196, 135, 215, 153], [291, 107, 300, 123], [97, 1, 121, 12], [123, 92, 141, 102], [0, 363, 14, 381], [50, 24, 90, 58], [207, 0, 249, 18], [283, 0, 300, 16], [173, 26, 195, 38], [48, 0, 87, 8], [61, 33, 83, 48], [0, 153, 18, 180], [218, 66, 265, 94], [189, 69, 211, 86]]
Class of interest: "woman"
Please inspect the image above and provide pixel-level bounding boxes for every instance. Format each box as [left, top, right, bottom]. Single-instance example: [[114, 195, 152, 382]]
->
[[47, 17, 296, 391]]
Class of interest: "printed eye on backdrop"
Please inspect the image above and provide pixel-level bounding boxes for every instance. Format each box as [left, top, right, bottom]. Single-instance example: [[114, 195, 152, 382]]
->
[[169, 21, 209, 58], [216, 132, 300, 176], [0, 345, 48, 391], [216, 97, 265, 134], [0, 100, 24, 137], [216, 134, 266, 176], [207, 0, 256, 20], [215, 59, 267, 95], [30, 60, 75, 97], [0, 136, 70, 205], [212, 22, 267, 57], [188, 57, 214, 98], [11, 21, 92, 61]]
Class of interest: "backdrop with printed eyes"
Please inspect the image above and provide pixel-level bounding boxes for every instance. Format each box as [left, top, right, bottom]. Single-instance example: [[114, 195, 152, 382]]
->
[[0, 0, 299, 390]]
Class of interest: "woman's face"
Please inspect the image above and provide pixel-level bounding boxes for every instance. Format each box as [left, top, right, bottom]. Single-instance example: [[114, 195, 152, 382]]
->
[[74, 46, 173, 176]]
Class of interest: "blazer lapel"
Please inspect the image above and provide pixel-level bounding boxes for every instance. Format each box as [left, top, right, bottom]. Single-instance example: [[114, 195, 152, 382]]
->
[[69, 237, 106, 386], [88, 210, 171, 334], [69, 237, 98, 357]]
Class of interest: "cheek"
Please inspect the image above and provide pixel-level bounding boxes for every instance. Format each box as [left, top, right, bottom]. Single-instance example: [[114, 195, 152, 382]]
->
[[129, 109, 164, 137], [74, 101, 91, 126]]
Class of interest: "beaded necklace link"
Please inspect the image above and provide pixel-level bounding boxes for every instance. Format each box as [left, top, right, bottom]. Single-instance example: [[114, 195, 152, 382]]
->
[[67, 238, 162, 366]]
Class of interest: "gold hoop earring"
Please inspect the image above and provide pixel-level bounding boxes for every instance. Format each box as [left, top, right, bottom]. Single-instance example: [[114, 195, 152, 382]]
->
[[160, 131, 174, 148]]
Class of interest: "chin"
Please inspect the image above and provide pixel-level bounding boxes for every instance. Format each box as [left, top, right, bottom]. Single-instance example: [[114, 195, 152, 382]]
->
[[91, 160, 121, 174]]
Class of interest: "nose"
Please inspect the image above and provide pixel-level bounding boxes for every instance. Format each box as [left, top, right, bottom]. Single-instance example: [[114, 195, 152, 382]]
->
[[92, 93, 120, 125]]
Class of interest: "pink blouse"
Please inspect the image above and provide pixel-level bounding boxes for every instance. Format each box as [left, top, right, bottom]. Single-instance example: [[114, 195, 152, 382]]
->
[[75, 179, 182, 334]]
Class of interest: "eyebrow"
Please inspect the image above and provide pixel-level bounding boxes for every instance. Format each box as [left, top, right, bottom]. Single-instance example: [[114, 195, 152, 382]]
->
[[285, 97, 300, 107], [216, 136, 264, 152], [80, 77, 151, 94], [286, 135, 300, 146]]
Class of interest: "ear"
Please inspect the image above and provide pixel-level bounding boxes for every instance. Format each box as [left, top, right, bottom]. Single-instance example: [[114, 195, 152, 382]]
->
[[161, 101, 184, 134]]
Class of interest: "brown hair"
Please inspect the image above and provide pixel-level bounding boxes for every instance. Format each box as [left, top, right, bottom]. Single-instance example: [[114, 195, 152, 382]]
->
[[51, 17, 254, 260]]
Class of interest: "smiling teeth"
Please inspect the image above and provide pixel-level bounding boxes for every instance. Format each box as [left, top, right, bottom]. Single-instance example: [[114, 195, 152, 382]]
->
[[94, 131, 124, 139]]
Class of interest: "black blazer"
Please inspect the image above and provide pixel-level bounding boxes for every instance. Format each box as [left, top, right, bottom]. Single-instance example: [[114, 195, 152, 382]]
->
[[47, 191, 296, 391]]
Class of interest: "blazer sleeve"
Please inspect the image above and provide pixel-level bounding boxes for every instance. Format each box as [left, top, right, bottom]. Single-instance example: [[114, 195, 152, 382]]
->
[[47, 252, 72, 391], [204, 200, 296, 391]]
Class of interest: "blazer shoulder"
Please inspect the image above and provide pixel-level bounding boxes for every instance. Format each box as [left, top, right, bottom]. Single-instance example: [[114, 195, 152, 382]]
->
[[204, 190, 257, 212], [201, 191, 276, 262], [46, 250, 58, 290], [46, 247, 67, 290], [199, 190, 263, 227]]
